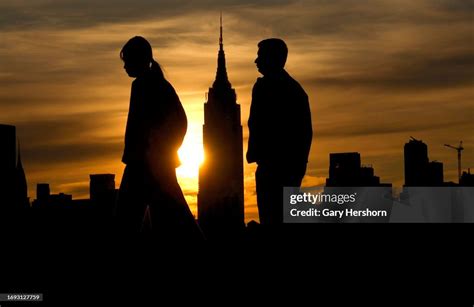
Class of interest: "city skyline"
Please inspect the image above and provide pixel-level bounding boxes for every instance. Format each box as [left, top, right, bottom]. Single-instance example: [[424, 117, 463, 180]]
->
[[1, 0, 472, 222], [3, 123, 473, 226]]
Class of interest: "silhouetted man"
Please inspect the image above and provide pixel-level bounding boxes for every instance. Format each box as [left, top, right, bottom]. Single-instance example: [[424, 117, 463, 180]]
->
[[247, 38, 312, 225]]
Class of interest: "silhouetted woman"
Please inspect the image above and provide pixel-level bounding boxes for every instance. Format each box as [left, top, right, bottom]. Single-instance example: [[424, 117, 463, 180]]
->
[[116, 36, 203, 240]]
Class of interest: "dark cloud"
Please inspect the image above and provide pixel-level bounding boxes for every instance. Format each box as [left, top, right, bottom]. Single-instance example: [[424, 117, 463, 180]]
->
[[316, 117, 471, 139], [22, 141, 121, 166], [14, 112, 122, 146], [231, 0, 473, 39], [434, 0, 474, 12], [310, 51, 474, 90], [0, 0, 295, 30]]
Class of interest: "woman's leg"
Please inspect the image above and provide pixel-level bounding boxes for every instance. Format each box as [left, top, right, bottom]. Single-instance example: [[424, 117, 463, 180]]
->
[[115, 165, 148, 233], [148, 168, 204, 240]]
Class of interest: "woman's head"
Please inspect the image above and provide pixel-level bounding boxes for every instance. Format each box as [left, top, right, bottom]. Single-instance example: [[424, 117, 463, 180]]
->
[[120, 36, 163, 78]]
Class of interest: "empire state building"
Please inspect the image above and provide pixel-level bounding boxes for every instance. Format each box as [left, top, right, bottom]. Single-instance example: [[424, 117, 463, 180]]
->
[[198, 16, 245, 238]]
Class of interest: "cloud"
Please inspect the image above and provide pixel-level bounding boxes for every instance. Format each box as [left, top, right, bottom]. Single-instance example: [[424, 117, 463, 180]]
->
[[22, 141, 121, 166], [14, 111, 124, 146], [309, 51, 474, 91], [0, 0, 296, 31], [316, 114, 473, 139]]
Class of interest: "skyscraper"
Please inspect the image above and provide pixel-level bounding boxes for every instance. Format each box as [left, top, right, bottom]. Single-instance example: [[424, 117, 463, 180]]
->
[[198, 15, 245, 238], [89, 174, 116, 217], [90, 174, 115, 202], [404, 137, 446, 186], [404, 137, 429, 186], [0, 124, 28, 213]]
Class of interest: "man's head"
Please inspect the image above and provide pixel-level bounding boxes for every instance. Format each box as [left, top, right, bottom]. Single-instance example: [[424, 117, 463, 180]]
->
[[255, 38, 288, 76]]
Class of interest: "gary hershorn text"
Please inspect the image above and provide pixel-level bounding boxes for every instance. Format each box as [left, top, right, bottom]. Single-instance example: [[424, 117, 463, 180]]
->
[[289, 208, 388, 219]]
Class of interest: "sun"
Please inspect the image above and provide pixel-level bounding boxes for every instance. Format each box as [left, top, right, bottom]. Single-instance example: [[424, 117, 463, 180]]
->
[[176, 132, 204, 179]]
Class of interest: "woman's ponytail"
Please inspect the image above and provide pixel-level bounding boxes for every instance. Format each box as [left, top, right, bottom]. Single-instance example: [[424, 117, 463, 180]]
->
[[151, 58, 165, 79], [120, 36, 166, 79]]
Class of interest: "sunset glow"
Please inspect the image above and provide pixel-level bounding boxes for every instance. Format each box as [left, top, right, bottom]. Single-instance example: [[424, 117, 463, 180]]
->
[[177, 132, 205, 179]]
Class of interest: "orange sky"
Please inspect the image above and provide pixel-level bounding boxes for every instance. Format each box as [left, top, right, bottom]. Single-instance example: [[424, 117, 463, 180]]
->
[[1, 0, 473, 222]]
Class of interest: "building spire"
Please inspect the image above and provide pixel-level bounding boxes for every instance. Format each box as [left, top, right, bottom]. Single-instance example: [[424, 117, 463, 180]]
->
[[213, 12, 231, 89], [219, 11, 223, 51], [16, 140, 28, 206]]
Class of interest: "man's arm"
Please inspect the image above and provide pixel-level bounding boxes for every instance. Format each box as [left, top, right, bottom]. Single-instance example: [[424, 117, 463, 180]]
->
[[246, 80, 261, 164], [289, 86, 312, 166], [301, 92, 313, 163]]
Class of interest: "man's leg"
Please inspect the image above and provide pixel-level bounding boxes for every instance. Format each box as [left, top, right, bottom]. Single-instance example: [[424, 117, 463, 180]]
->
[[256, 163, 308, 226], [283, 163, 307, 188], [256, 165, 284, 225]]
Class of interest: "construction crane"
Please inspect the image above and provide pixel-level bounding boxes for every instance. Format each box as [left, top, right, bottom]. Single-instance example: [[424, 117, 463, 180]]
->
[[444, 141, 464, 183]]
